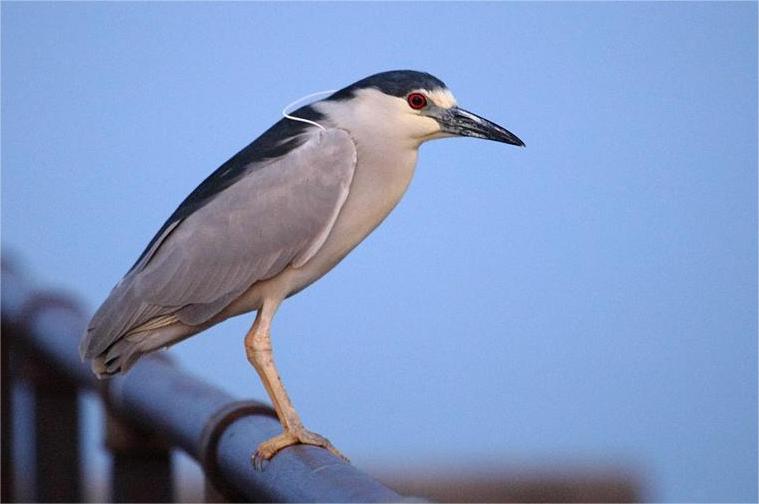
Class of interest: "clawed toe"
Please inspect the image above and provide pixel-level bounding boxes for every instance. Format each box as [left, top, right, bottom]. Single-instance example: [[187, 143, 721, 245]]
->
[[297, 430, 349, 462], [251, 429, 349, 470], [252, 450, 270, 471]]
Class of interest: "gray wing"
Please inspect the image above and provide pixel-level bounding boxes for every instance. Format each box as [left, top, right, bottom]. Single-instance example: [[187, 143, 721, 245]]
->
[[82, 128, 356, 358]]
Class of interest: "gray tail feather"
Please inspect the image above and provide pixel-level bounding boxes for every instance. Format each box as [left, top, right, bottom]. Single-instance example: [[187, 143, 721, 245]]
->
[[90, 339, 143, 377], [87, 324, 193, 378], [89, 332, 152, 378], [79, 274, 166, 363]]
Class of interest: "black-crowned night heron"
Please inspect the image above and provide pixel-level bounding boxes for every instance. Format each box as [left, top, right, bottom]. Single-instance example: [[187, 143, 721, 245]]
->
[[80, 70, 524, 467]]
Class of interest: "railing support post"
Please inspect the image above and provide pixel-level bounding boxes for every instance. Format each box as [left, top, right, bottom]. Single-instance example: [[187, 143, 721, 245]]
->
[[1, 331, 15, 503], [24, 357, 82, 503], [106, 410, 174, 502], [204, 478, 229, 503]]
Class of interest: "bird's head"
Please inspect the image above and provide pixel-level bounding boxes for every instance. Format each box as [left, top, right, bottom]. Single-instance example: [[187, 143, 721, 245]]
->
[[312, 70, 524, 150]]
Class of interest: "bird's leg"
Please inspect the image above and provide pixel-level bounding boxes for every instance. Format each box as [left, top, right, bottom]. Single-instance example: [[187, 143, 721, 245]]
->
[[244, 301, 347, 469]]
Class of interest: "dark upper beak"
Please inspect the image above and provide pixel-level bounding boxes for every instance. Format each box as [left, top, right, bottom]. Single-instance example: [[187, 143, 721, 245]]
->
[[436, 106, 525, 147]]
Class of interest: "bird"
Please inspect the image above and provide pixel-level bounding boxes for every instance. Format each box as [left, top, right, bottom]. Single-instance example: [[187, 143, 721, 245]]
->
[[80, 69, 524, 467]]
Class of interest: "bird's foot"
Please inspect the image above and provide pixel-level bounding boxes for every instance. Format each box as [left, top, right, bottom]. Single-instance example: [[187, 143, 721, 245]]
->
[[252, 428, 348, 470]]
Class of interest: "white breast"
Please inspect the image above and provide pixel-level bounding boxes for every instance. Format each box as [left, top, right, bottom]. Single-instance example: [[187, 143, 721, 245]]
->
[[287, 133, 419, 293]]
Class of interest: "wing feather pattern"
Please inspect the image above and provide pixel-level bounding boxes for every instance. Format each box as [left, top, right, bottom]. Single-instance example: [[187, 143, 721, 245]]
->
[[81, 128, 356, 359]]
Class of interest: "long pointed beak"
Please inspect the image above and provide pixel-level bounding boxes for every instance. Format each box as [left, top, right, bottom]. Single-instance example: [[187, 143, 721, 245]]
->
[[437, 106, 525, 147]]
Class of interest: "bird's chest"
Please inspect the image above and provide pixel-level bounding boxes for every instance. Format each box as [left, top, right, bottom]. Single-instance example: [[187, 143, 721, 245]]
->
[[342, 145, 418, 235], [295, 144, 418, 279]]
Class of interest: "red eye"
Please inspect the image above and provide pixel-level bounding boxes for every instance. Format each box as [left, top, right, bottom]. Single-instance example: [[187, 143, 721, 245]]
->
[[407, 93, 428, 110]]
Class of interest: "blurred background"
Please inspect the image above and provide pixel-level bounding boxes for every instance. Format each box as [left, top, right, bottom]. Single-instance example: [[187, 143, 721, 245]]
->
[[2, 2, 757, 502]]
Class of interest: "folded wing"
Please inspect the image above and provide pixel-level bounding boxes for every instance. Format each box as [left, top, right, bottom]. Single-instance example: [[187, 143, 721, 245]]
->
[[81, 128, 357, 359]]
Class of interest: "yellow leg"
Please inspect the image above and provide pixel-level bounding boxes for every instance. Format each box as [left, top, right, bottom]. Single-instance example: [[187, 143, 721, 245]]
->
[[244, 300, 347, 469]]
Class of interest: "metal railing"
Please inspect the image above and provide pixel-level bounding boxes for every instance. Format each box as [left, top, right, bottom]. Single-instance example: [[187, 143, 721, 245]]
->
[[1, 258, 407, 503]]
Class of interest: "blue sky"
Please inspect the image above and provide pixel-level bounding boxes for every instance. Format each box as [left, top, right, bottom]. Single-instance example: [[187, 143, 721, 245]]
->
[[2, 2, 757, 501]]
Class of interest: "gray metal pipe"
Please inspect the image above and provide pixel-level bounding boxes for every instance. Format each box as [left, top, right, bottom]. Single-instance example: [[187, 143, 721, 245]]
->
[[3, 261, 407, 502]]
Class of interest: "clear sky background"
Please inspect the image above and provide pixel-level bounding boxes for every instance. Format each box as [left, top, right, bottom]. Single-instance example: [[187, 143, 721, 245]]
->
[[2, 2, 757, 501]]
